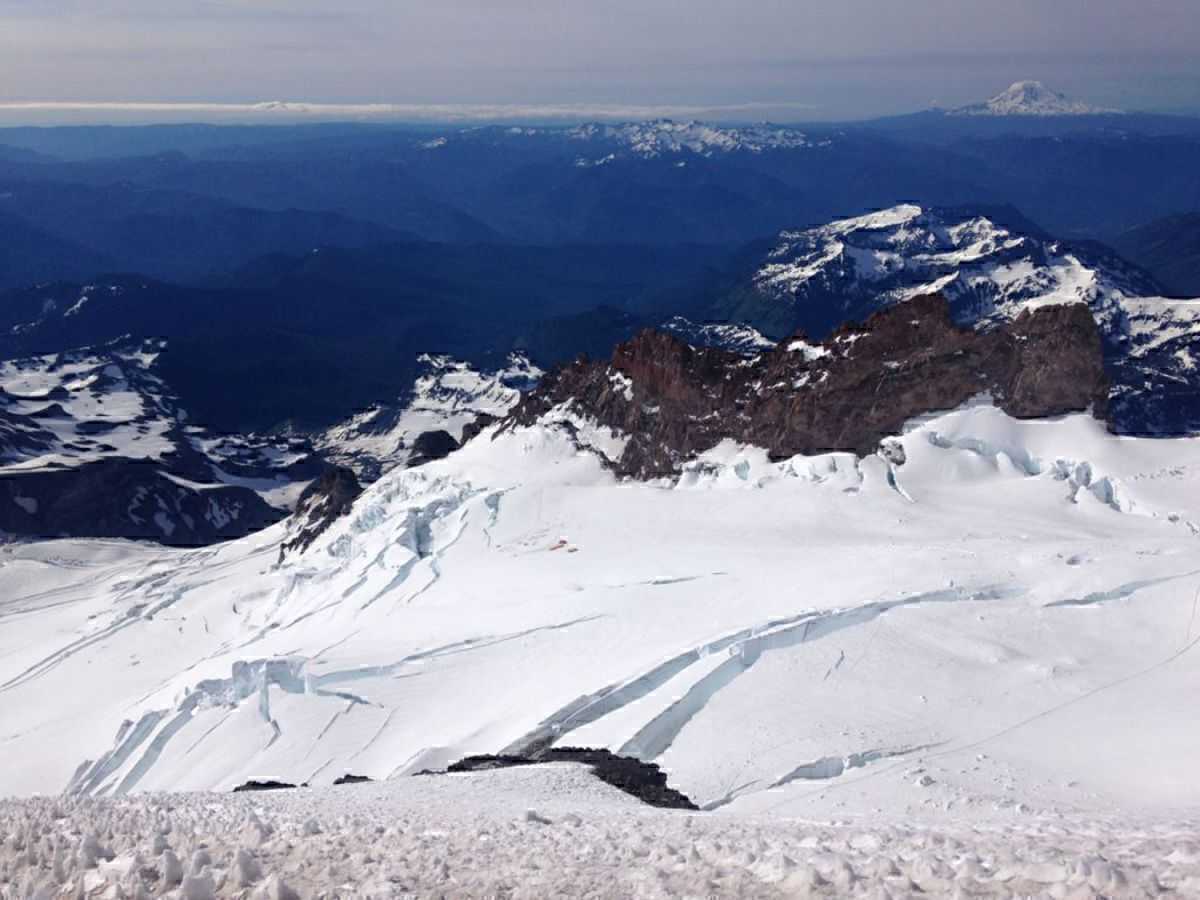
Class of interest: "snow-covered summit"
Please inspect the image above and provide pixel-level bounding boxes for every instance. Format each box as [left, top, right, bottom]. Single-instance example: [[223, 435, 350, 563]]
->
[[747, 204, 1200, 434], [754, 203, 1140, 325], [951, 81, 1120, 117]]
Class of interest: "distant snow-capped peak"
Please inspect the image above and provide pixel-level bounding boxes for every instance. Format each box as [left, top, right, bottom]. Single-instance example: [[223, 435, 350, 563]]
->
[[951, 81, 1120, 117], [317, 352, 543, 481], [754, 204, 1152, 324], [568, 120, 815, 158]]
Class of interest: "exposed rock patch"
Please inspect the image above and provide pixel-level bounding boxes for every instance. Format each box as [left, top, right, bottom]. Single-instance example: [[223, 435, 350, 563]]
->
[[459, 413, 498, 445], [406, 429, 460, 467], [508, 294, 1108, 478], [232, 780, 298, 793], [446, 748, 699, 811]]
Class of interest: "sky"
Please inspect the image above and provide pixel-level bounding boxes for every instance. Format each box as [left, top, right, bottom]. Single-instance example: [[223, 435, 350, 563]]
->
[[1, 0, 1198, 123]]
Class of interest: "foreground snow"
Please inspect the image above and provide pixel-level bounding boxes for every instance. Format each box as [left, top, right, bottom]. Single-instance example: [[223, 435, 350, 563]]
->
[[2, 765, 1196, 898]]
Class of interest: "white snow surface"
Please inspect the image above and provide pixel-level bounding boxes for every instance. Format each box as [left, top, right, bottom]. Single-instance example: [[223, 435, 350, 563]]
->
[[0, 343, 176, 473], [951, 81, 1121, 117], [2, 401, 1199, 836], [756, 206, 1103, 322]]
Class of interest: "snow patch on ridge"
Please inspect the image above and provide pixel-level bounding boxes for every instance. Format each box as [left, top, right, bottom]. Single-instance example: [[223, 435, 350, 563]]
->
[[317, 352, 542, 480], [539, 400, 630, 464], [661, 317, 776, 356], [755, 206, 1111, 324], [568, 119, 815, 158]]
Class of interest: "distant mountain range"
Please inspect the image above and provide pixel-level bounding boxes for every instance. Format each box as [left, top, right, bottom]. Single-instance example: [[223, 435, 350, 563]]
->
[[1, 201, 1196, 546], [1, 96, 1199, 280], [0, 99, 1197, 547], [0, 242, 730, 433]]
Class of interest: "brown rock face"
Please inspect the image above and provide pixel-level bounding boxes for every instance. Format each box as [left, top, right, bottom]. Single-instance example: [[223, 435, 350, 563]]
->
[[507, 294, 1108, 479], [280, 466, 363, 556]]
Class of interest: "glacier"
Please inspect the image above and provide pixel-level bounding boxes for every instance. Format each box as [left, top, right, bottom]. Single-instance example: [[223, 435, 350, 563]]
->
[[1, 403, 1198, 821]]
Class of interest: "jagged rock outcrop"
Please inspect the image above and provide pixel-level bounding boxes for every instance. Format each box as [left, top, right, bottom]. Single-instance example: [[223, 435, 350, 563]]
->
[[280, 466, 362, 556], [508, 294, 1108, 479]]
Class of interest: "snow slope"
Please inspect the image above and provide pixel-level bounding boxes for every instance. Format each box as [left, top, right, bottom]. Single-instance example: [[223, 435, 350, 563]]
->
[[315, 353, 542, 480], [2, 403, 1199, 836]]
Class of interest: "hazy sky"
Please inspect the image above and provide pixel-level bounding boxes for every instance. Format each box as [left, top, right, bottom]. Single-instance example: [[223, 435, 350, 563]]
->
[[1, 0, 1198, 121]]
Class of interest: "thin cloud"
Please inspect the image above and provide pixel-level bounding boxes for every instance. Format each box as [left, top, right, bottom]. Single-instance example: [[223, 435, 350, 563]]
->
[[0, 100, 822, 126]]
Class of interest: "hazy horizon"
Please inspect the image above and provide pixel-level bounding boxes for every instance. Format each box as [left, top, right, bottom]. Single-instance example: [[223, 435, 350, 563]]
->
[[1, 0, 1198, 125]]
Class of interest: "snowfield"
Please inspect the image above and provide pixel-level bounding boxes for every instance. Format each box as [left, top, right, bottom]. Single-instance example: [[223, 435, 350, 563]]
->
[[2, 401, 1200, 893], [0, 341, 178, 474]]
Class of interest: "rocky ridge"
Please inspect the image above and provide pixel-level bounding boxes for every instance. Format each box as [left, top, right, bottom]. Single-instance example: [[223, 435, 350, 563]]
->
[[507, 293, 1107, 479], [717, 204, 1200, 435], [279, 466, 363, 556]]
